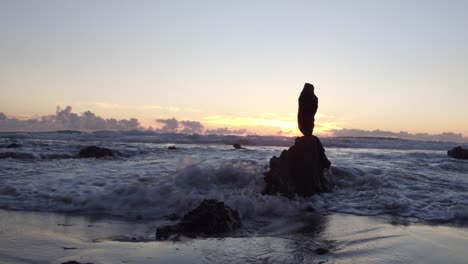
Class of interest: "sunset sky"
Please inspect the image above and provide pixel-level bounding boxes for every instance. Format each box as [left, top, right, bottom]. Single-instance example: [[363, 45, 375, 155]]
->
[[1, 1, 467, 136]]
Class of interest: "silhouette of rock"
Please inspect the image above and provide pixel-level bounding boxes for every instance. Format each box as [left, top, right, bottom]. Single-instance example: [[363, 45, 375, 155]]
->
[[156, 199, 241, 240], [263, 136, 331, 197], [264, 83, 331, 197], [233, 143, 245, 149], [298, 83, 318, 136], [314, 248, 329, 255], [61, 261, 94, 264], [1, 143, 22, 148], [168, 146, 177, 150], [448, 146, 468, 160], [0, 152, 35, 159], [78, 146, 118, 158]]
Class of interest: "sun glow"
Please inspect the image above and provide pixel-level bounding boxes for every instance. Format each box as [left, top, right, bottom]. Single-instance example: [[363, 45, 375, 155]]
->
[[202, 114, 343, 136]]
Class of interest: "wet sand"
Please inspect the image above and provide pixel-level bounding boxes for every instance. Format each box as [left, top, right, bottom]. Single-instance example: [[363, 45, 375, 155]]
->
[[1, 209, 468, 264]]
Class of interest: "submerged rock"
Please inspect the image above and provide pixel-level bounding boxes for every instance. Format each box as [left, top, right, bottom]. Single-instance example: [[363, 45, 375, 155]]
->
[[78, 146, 118, 158], [1, 143, 22, 148], [156, 199, 241, 240], [298, 83, 318, 136], [61, 261, 94, 264], [448, 146, 468, 160], [263, 136, 331, 197], [233, 143, 245, 149], [314, 247, 329, 255], [0, 152, 35, 159]]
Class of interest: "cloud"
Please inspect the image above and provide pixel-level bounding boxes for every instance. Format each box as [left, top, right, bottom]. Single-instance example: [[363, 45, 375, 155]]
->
[[205, 127, 248, 135], [155, 118, 204, 134], [330, 128, 468, 142], [156, 118, 179, 132], [277, 130, 293, 135], [0, 106, 141, 132], [167, 106, 180, 112], [94, 102, 129, 109], [154, 118, 246, 135], [180, 120, 204, 134]]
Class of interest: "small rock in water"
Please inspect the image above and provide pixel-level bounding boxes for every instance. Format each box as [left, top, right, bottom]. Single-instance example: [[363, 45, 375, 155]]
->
[[156, 199, 241, 240], [61, 261, 94, 264], [314, 248, 329, 255], [5, 143, 22, 148], [233, 143, 245, 149], [448, 146, 468, 160], [78, 146, 118, 158], [0, 152, 35, 159], [168, 146, 177, 150]]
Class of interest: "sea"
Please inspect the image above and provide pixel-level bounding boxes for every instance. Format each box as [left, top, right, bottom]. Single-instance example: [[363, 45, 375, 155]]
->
[[1, 130, 467, 225]]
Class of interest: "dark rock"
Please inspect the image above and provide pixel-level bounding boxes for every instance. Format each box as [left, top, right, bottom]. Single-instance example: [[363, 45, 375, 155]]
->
[[78, 146, 118, 158], [156, 199, 241, 240], [5, 143, 22, 148], [164, 213, 180, 221], [314, 248, 329, 255], [263, 136, 331, 197], [233, 143, 245, 149], [448, 146, 468, 160], [61, 261, 94, 264], [0, 152, 35, 159], [298, 83, 318, 136], [56, 130, 82, 134], [168, 146, 177, 150], [263, 83, 331, 197]]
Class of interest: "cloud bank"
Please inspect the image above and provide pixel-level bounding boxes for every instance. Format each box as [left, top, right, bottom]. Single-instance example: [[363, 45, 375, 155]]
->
[[0, 106, 141, 132], [0, 107, 249, 135], [155, 118, 248, 135], [330, 128, 468, 143], [155, 118, 205, 134], [205, 127, 248, 135], [155, 118, 180, 133], [2, 107, 464, 141]]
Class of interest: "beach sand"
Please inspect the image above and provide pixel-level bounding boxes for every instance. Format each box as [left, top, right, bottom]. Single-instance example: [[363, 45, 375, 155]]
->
[[1, 209, 468, 264]]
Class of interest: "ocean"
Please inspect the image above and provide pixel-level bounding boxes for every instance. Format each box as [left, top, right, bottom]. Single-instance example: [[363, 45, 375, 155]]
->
[[1, 131, 468, 263], [1, 131, 467, 223]]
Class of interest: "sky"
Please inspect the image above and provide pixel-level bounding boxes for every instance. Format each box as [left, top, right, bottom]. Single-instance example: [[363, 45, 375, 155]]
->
[[1, 0, 467, 137]]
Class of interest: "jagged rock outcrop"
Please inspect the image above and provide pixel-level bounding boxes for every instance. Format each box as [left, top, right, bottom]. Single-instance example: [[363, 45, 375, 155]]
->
[[263, 83, 331, 197], [448, 146, 468, 160], [156, 199, 241, 240], [263, 136, 331, 197], [78, 146, 119, 158]]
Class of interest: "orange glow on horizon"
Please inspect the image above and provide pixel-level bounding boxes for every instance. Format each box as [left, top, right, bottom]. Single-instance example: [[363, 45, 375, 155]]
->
[[202, 114, 343, 136]]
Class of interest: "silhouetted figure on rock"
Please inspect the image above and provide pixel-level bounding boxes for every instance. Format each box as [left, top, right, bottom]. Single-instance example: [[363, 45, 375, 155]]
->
[[264, 83, 331, 197]]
